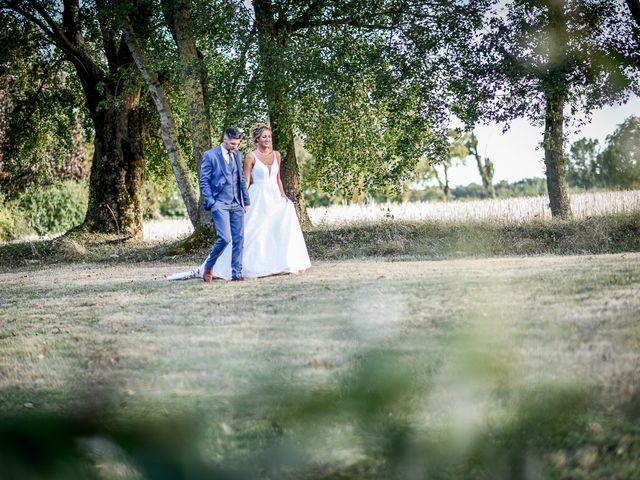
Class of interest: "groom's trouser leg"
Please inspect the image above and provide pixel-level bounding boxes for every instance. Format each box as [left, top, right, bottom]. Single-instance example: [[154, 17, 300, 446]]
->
[[205, 207, 232, 269], [229, 205, 245, 279]]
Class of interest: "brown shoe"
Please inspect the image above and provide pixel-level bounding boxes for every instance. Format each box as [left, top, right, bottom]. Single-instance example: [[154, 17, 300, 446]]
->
[[203, 266, 212, 283], [231, 277, 245, 282]]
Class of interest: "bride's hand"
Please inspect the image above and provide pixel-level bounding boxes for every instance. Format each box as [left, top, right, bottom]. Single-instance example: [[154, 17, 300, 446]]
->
[[281, 194, 289, 202]]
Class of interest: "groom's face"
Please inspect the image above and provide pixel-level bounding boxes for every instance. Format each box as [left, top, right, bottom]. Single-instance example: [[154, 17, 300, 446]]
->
[[223, 136, 241, 152]]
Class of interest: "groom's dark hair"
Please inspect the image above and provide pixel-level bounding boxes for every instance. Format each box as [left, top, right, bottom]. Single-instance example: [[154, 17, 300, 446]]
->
[[224, 127, 242, 139]]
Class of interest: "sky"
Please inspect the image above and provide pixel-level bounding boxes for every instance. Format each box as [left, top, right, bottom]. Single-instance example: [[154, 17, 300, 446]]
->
[[443, 94, 640, 187]]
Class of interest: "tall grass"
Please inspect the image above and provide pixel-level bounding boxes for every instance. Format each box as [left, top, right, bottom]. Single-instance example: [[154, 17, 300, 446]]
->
[[308, 190, 640, 225]]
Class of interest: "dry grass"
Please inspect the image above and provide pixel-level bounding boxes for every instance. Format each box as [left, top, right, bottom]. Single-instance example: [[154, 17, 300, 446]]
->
[[137, 190, 640, 244], [1, 254, 640, 477], [309, 190, 640, 225]]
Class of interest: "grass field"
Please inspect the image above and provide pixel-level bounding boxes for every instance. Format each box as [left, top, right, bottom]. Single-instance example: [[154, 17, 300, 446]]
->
[[136, 190, 640, 242], [1, 253, 640, 478], [309, 190, 640, 225]]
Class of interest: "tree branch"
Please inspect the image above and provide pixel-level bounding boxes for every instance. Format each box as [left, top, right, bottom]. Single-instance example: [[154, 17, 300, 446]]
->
[[5, 0, 105, 101], [626, 0, 640, 28], [3, 0, 55, 38], [306, 18, 395, 30], [62, 0, 82, 45], [286, 0, 325, 31], [288, 7, 402, 32], [24, 0, 72, 46]]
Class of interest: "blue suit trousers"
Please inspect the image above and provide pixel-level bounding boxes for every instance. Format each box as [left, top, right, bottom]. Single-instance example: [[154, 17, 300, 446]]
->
[[205, 203, 244, 279]]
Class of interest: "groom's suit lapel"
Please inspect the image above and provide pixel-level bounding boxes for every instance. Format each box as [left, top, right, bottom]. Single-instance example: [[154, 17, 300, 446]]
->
[[234, 152, 243, 174], [214, 146, 228, 179]]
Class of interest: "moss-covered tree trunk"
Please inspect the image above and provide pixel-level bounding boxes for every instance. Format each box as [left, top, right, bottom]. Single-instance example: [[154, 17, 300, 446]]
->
[[123, 24, 200, 228], [84, 88, 146, 236], [77, 35, 148, 237], [253, 0, 311, 228], [161, 0, 213, 231], [543, 91, 572, 218], [542, 0, 572, 219]]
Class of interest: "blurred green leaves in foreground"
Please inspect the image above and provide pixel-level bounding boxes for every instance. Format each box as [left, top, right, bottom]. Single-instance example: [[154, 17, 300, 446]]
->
[[1, 341, 638, 479]]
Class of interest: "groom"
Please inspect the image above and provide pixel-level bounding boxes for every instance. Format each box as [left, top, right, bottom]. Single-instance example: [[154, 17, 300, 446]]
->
[[200, 127, 251, 282]]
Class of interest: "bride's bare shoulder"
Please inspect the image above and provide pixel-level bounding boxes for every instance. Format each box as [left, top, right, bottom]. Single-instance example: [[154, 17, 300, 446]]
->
[[245, 150, 256, 162]]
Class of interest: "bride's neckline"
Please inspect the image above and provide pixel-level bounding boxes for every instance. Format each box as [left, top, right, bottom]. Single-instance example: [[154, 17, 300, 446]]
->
[[254, 149, 276, 175]]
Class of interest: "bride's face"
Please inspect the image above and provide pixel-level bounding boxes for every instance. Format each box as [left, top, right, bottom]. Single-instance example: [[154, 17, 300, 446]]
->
[[258, 130, 272, 149]]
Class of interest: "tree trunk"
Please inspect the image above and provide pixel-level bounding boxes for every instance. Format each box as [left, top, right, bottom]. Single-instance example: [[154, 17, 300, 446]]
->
[[543, 0, 572, 219], [78, 42, 148, 236], [431, 165, 451, 201], [123, 26, 200, 226], [443, 163, 452, 201], [472, 151, 495, 199], [483, 159, 495, 199], [543, 92, 572, 218], [271, 114, 310, 225], [83, 89, 146, 236], [161, 0, 213, 229], [253, 0, 311, 227], [467, 133, 495, 199]]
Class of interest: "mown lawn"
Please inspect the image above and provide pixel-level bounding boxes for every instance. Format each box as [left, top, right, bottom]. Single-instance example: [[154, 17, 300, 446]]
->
[[1, 253, 639, 479]]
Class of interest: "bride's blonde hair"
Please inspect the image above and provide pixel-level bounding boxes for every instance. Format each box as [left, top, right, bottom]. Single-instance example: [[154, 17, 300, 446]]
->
[[250, 122, 271, 145]]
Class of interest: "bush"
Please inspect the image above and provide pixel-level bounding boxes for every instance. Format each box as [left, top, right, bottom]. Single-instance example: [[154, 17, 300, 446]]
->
[[16, 181, 87, 236], [0, 195, 29, 241]]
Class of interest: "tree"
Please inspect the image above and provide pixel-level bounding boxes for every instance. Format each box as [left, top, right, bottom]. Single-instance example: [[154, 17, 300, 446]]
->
[[255, 1, 493, 213], [466, 133, 495, 198], [429, 130, 469, 201], [251, 0, 311, 225], [598, 116, 640, 188], [121, 9, 201, 227], [565, 116, 640, 190], [565, 137, 600, 189], [2, 0, 149, 236], [159, 0, 213, 229], [460, 0, 640, 218]]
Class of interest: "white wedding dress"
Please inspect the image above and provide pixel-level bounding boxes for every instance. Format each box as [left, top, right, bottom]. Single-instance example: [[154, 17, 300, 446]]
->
[[167, 154, 311, 281]]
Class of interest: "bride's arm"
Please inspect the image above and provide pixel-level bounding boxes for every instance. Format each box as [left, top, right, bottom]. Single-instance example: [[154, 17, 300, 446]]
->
[[244, 151, 254, 188], [275, 151, 288, 200]]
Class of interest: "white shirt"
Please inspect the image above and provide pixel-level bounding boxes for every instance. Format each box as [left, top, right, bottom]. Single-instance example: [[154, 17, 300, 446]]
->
[[222, 145, 235, 165]]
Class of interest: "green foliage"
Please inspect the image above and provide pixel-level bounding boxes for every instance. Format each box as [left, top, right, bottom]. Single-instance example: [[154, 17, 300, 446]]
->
[[451, 182, 487, 199], [0, 194, 28, 241], [15, 181, 88, 236], [144, 181, 187, 219], [0, 14, 88, 199], [566, 116, 640, 190], [289, 1, 487, 199], [566, 137, 601, 189], [598, 115, 640, 189], [0, 181, 87, 241], [494, 177, 548, 198]]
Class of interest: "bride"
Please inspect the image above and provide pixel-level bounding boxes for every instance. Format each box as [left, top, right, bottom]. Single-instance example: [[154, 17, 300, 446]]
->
[[168, 123, 311, 281]]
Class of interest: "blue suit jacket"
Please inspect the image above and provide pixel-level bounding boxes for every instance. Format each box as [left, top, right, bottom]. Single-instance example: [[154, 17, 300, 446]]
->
[[199, 145, 251, 210]]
